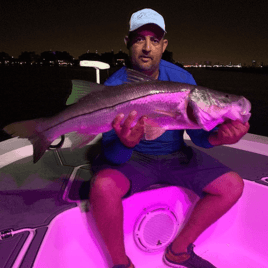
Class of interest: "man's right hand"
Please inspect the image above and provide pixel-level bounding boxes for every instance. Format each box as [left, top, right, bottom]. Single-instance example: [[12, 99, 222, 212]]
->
[[112, 110, 147, 148]]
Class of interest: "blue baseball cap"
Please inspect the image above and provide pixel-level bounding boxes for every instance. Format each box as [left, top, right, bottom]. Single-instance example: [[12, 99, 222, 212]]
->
[[129, 8, 166, 34]]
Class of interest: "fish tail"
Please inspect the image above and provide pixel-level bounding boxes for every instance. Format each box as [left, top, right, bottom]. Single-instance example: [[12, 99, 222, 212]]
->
[[3, 119, 40, 138], [29, 133, 53, 163], [3, 119, 52, 163]]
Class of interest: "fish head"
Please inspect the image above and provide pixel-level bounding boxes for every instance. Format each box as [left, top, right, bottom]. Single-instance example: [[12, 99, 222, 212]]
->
[[190, 87, 251, 115], [188, 87, 252, 130]]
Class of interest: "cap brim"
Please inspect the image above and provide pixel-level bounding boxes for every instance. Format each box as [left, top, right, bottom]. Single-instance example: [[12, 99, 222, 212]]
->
[[130, 23, 166, 38]]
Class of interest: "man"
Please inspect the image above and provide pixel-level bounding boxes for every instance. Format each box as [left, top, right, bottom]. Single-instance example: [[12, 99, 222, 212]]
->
[[89, 8, 250, 268]]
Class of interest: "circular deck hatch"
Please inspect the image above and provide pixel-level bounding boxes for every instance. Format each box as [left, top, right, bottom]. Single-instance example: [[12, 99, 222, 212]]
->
[[133, 204, 179, 252]]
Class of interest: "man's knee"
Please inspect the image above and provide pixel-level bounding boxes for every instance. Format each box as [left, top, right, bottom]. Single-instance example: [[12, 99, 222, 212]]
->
[[227, 172, 244, 198], [90, 168, 131, 198], [203, 171, 244, 199]]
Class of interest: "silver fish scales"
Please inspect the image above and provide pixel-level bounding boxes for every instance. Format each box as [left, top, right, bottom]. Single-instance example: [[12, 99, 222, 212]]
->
[[3, 69, 251, 163]]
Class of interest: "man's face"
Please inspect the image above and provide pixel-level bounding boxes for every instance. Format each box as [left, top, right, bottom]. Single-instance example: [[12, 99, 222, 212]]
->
[[128, 26, 168, 76]]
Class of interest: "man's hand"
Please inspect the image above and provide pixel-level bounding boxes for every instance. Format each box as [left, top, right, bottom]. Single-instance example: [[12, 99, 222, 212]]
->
[[208, 120, 250, 146], [112, 110, 147, 148]]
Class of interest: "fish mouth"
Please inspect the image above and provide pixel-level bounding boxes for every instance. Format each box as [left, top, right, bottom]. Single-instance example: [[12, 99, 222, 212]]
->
[[186, 102, 198, 125]]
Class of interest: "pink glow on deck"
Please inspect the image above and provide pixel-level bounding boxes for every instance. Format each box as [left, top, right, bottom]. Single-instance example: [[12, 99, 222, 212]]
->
[[33, 180, 268, 268]]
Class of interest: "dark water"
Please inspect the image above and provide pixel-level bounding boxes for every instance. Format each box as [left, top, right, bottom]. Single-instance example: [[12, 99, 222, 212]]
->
[[0, 66, 267, 142]]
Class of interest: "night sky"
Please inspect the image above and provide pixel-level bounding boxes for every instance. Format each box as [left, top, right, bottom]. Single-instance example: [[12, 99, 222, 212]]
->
[[1, 0, 268, 65]]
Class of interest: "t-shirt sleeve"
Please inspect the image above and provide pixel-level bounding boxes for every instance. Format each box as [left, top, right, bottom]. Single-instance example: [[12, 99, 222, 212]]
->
[[159, 60, 197, 86], [104, 67, 127, 86], [186, 128, 217, 148]]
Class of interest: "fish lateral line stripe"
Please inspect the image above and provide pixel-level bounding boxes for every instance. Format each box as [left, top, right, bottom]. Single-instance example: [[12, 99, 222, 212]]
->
[[42, 90, 184, 132]]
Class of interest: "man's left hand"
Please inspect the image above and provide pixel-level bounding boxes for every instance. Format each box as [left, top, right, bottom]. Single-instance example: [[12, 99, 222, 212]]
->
[[208, 120, 250, 146]]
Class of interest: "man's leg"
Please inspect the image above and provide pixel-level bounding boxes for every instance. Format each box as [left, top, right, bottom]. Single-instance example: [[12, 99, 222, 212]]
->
[[166, 171, 244, 262], [88, 168, 134, 267]]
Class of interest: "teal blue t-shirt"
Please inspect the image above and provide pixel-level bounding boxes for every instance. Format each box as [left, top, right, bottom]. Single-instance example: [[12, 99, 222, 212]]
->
[[102, 60, 214, 164]]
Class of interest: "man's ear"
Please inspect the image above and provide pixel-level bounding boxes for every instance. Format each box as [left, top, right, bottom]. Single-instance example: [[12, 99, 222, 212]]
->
[[124, 36, 129, 47], [162, 39, 168, 53]]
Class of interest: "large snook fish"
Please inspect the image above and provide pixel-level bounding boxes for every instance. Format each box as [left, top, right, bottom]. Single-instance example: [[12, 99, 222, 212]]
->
[[3, 69, 251, 163]]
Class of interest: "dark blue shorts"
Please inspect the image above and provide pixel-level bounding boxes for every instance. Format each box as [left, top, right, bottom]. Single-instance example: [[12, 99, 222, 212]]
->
[[91, 146, 232, 199]]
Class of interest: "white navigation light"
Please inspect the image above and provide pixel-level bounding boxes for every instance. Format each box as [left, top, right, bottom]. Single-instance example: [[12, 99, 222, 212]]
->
[[79, 60, 110, 84]]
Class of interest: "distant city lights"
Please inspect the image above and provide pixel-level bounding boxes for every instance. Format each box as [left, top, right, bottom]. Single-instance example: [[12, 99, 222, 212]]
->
[[0, 51, 266, 69], [183, 63, 243, 68]]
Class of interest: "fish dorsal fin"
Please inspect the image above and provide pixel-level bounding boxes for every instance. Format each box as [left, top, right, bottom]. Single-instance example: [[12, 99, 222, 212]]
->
[[66, 80, 104, 105], [125, 68, 155, 83]]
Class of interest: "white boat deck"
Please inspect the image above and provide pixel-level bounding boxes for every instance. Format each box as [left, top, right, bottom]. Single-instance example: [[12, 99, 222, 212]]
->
[[0, 132, 268, 268]]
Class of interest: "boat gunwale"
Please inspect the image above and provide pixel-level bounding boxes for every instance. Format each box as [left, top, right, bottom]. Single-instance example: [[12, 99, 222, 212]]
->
[[0, 133, 268, 169]]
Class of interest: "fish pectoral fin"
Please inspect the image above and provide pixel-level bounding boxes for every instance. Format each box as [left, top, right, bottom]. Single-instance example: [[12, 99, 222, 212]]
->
[[69, 132, 97, 150], [144, 119, 166, 140], [154, 109, 176, 117]]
